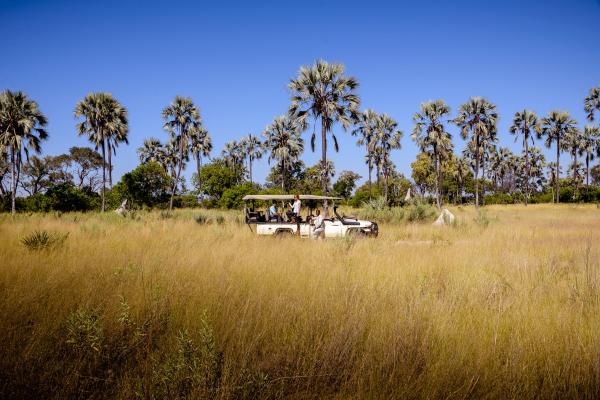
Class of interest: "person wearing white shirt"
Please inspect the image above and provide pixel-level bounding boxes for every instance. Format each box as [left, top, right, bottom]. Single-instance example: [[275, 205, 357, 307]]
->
[[287, 194, 302, 235], [312, 209, 325, 239]]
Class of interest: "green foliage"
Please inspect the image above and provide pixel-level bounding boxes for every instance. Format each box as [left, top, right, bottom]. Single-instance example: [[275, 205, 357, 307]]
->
[[333, 170, 361, 199], [21, 230, 68, 251], [194, 159, 239, 202], [111, 162, 173, 209], [219, 182, 258, 209], [358, 198, 436, 224]]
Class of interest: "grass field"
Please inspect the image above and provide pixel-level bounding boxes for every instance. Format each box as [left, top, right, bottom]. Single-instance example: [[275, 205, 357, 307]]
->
[[1, 205, 600, 399]]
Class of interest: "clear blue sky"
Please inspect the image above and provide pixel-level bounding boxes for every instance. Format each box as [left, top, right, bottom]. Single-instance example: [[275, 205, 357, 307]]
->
[[2, 0, 599, 187]]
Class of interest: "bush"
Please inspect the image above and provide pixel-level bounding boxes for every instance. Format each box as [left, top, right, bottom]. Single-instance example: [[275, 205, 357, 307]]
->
[[218, 183, 258, 209], [21, 230, 69, 251], [357, 198, 436, 224]]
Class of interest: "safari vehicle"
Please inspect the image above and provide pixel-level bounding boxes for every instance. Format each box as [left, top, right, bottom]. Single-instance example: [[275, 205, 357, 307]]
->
[[242, 194, 378, 238]]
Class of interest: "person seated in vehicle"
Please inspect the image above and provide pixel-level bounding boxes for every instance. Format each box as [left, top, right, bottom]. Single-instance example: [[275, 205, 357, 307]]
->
[[312, 209, 325, 239], [268, 202, 278, 222]]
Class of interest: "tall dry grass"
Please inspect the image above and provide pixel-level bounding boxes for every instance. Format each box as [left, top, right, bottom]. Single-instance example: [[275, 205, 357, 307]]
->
[[1, 205, 600, 399]]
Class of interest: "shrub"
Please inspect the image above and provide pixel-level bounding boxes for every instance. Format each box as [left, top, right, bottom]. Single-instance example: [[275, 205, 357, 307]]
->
[[21, 230, 69, 251]]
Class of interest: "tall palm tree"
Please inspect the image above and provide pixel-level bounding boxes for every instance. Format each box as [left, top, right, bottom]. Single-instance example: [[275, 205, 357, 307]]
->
[[288, 60, 360, 206], [580, 125, 600, 187], [375, 114, 403, 201], [539, 111, 577, 203], [584, 85, 600, 122], [412, 100, 453, 209], [262, 115, 304, 192], [222, 140, 245, 183], [452, 97, 498, 207], [241, 134, 262, 185], [75, 92, 127, 212], [190, 127, 212, 178], [162, 96, 201, 210], [137, 137, 164, 164], [564, 128, 586, 199], [509, 110, 539, 205], [352, 109, 380, 200], [0, 90, 48, 214]]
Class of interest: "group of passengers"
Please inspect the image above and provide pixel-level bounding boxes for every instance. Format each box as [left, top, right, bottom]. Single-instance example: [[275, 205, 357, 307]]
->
[[267, 194, 326, 238]]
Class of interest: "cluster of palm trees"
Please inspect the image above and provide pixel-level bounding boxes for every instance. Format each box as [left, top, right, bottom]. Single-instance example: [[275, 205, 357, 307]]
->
[[2, 62, 600, 214]]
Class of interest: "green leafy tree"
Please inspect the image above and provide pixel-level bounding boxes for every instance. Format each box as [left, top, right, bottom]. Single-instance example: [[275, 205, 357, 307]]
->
[[193, 158, 238, 202], [412, 99, 453, 208], [333, 170, 361, 199], [219, 182, 258, 209], [352, 109, 379, 200], [20, 155, 72, 195], [539, 110, 578, 203], [69, 147, 102, 190], [262, 115, 304, 192], [509, 110, 540, 205], [0, 90, 48, 213], [453, 156, 471, 204], [222, 140, 246, 184], [411, 152, 435, 196], [75, 92, 128, 212], [265, 160, 305, 191], [452, 97, 498, 207], [113, 161, 173, 208], [162, 96, 202, 210], [288, 59, 360, 207]]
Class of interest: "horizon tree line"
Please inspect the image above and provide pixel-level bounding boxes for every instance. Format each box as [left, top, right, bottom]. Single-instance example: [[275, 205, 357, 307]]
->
[[2, 64, 600, 213]]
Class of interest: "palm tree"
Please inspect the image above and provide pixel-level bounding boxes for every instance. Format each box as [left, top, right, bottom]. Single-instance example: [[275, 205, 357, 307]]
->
[[190, 127, 212, 179], [162, 96, 202, 210], [584, 85, 600, 122], [412, 100, 453, 209], [137, 138, 164, 164], [317, 160, 336, 192], [352, 109, 379, 200], [539, 111, 578, 203], [452, 97, 498, 207], [288, 60, 360, 207], [75, 92, 127, 212], [375, 114, 403, 201], [241, 134, 262, 185], [509, 110, 540, 205], [262, 115, 304, 192], [222, 140, 245, 183], [580, 125, 600, 187], [565, 128, 584, 196], [0, 90, 48, 213]]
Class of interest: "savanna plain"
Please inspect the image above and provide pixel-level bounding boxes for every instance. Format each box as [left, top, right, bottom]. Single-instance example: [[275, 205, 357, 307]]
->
[[1, 205, 600, 399]]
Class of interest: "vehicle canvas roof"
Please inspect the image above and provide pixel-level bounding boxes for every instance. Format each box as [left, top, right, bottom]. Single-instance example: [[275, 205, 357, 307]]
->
[[242, 194, 341, 201]]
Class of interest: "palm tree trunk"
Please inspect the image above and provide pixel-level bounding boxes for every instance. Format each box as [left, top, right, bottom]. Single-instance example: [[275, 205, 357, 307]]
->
[[321, 116, 328, 209], [249, 156, 253, 185], [586, 153, 590, 187], [368, 159, 372, 201], [524, 136, 529, 206], [107, 140, 113, 188], [101, 137, 106, 212], [169, 143, 184, 211], [435, 151, 441, 209], [573, 148, 578, 199], [196, 151, 201, 178], [10, 145, 16, 214], [475, 136, 480, 207], [556, 138, 560, 204], [281, 159, 285, 193]]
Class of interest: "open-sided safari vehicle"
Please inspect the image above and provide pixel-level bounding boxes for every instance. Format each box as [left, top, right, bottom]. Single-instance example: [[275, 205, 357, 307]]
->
[[242, 194, 378, 238]]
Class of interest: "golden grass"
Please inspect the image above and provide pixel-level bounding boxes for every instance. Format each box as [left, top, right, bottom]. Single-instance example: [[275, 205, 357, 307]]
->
[[1, 205, 600, 399]]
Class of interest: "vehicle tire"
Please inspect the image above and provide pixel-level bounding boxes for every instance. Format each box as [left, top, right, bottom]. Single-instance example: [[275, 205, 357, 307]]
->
[[275, 229, 293, 238]]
